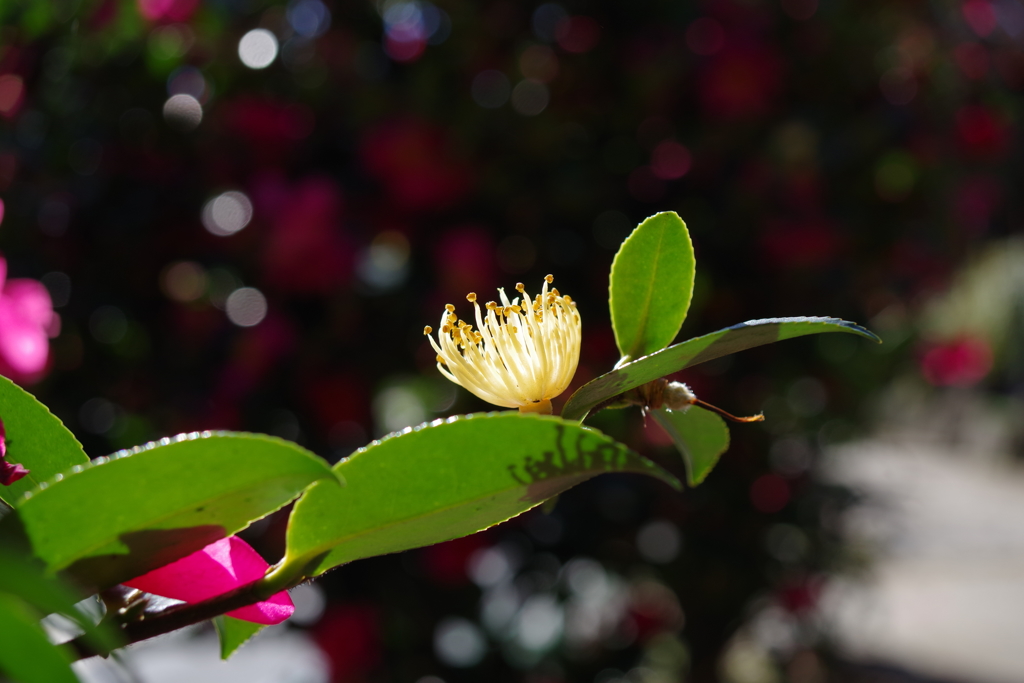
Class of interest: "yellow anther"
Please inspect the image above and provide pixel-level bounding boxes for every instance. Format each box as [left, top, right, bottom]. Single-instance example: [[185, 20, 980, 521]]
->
[[427, 274, 580, 411], [562, 295, 572, 303], [423, 326, 432, 335], [545, 274, 554, 283]]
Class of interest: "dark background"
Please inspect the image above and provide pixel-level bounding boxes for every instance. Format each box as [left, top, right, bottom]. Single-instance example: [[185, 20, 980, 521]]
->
[[0, 0, 1020, 681]]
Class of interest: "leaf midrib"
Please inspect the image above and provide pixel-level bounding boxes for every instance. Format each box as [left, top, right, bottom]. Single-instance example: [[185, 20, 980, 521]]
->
[[621, 222, 665, 361]]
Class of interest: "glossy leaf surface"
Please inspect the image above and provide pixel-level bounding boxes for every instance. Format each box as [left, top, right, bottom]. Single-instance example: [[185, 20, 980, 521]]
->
[[8, 432, 338, 589], [651, 406, 730, 486], [284, 413, 677, 577], [610, 212, 695, 362], [0, 375, 88, 505], [0, 594, 77, 683], [563, 317, 880, 421]]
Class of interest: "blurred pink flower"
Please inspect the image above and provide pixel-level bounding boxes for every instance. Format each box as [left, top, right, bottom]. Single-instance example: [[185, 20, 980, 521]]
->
[[919, 336, 993, 387], [698, 42, 784, 120], [360, 118, 473, 212], [137, 0, 199, 22], [0, 255, 58, 384], [124, 536, 294, 625], [256, 175, 353, 294], [956, 104, 1010, 158]]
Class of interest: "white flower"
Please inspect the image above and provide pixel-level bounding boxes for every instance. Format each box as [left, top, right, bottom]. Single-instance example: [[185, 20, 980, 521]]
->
[[424, 274, 581, 413]]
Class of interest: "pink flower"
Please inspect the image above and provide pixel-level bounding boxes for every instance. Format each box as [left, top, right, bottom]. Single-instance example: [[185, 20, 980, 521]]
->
[[124, 536, 294, 625], [136, 0, 199, 22], [919, 336, 993, 387], [359, 118, 473, 212], [0, 255, 58, 384]]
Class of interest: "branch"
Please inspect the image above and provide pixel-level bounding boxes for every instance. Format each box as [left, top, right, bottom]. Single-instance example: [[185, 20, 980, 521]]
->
[[70, 566, 309, 661]]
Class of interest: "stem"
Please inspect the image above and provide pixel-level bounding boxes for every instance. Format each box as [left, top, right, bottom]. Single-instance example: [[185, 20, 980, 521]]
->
[[692, 399, 764, 423], [70, 566, 309, 661]]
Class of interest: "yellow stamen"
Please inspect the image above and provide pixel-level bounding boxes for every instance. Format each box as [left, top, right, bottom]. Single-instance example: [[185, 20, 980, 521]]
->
[[422, 274, 581, 410]]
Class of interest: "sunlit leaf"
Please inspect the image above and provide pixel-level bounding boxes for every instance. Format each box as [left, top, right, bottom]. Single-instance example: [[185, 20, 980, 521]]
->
[[283, 413, 678, 578], [0, 375, 89, 506], [610, 211, 696, 362], [5, 432, 339, 589], [563, 317, 880, 421]]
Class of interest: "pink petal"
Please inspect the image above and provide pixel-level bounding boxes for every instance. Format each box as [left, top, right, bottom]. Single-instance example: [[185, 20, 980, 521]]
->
[[3, 279, 54, 329], [0, 301, 48, 372], [0, 255, 6, 293], [0, 459, 29, 486], [123, 537, 294, 625], [0, 298, 49, 376]]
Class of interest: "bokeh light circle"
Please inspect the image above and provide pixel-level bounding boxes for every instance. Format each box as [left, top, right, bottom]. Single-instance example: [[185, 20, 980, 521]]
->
[[162, 94, 202, 131], [238, 29, 279, 69], [225, 287, 268, 327], [201, 191, 253, 236]]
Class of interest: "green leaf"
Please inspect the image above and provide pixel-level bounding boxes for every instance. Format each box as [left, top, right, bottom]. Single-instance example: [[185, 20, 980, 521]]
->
[[7, 432, 339, 589], [650, 407, 730, 486], [0, 375, 89, 505], [282, 413, 678, 578], [214, 616, 265, 660], [610, 212, 696, 362], [0, 551, 121, 656], [563, 317, 880, 421], [0, 594, 78, 683]]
